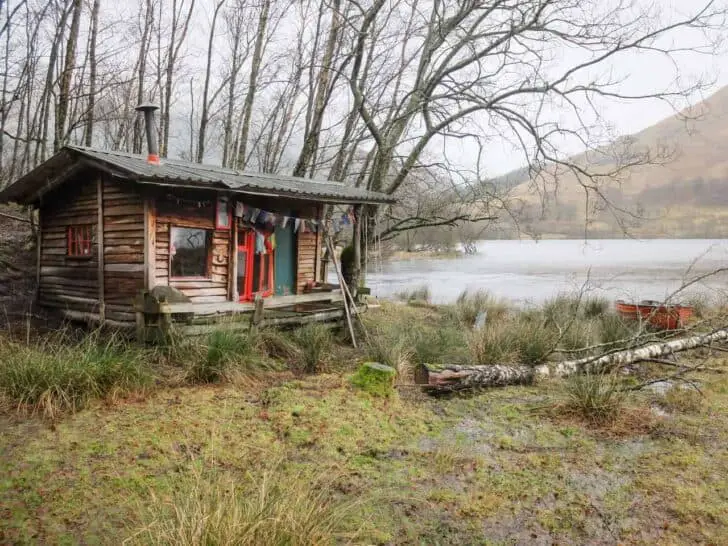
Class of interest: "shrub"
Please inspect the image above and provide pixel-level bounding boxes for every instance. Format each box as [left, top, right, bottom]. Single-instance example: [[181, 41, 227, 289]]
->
[[132, 468, 358, 546], [0, 331, 151, 418], [450, 289, 509, 326], [291, 324, 334, 373], [560, 371, 627, 425]]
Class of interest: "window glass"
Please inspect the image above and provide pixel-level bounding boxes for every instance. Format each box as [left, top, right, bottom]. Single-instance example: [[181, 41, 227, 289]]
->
[[67, 225, 93, 257], [170, 227, 212, 277]]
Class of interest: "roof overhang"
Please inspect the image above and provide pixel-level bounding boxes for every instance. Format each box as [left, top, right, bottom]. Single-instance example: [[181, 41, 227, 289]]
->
[[0, 146, 397, 207], [134, 179, 395, 205]]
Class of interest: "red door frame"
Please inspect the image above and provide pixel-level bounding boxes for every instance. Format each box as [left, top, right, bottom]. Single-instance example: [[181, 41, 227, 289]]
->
[[238, 229, 274, 301]]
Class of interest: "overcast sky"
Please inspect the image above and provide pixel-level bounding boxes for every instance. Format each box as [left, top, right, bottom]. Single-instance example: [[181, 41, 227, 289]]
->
[[153, 0, 728, 178]]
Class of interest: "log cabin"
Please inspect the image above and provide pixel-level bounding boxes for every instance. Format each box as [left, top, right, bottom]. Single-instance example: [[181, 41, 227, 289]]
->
[[0, 107, 394, 339]]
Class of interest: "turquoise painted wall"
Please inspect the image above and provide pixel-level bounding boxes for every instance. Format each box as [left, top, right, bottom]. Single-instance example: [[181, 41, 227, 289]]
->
[[274, 223, 295, 295]]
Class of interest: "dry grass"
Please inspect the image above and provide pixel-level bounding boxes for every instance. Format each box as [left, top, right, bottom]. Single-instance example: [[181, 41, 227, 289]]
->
[[131, 466, 360, 546]]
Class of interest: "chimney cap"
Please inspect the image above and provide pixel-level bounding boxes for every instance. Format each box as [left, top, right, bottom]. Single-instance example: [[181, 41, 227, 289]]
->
[[135, 103, 159, 112]]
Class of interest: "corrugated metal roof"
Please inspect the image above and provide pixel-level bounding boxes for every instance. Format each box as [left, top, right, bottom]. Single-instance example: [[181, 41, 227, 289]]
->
[[70, 146, 395, 204], [0, 146, 396, 205]]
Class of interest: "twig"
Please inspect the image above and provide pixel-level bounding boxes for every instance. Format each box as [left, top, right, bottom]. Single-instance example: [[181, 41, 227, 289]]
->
[[641, 358, 725, 374], [0, 211, 31, 224]]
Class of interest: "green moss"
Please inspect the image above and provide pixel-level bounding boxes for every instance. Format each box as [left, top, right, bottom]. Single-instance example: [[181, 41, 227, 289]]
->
[[350, 362, 396, 396]]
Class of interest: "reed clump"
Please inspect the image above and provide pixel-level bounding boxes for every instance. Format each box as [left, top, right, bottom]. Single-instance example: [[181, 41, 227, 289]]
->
[[0, 330, 152, 418]]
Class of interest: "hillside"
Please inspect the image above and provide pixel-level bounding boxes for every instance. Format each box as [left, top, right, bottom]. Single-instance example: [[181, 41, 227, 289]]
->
[[506, 86, 728, 238]]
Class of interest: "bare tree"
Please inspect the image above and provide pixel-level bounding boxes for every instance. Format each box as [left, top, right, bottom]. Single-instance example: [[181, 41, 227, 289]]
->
[[84, 0, 101, 147], [160, 0, 195, 157], [234, 0, 270, 169], [54, 0, 83, 153], [196, 0, 225, 163]]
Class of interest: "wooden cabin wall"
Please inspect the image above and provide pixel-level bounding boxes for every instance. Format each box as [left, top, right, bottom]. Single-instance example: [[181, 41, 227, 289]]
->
[[154, 196, 230, 303], [102, 180, 145, 323], [38, 174, 102, 320], [295, 204, 322, 294]]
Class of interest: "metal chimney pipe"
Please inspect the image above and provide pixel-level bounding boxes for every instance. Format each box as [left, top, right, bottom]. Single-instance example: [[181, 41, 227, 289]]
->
[[135, 103, 160, 165]]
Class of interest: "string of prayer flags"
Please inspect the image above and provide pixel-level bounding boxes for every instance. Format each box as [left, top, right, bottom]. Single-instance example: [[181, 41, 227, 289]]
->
[[232, 200, 349, 233]]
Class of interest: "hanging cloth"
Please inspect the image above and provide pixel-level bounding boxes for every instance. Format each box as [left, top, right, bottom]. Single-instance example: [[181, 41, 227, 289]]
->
[[255, 231, 265, 254], [269, 232, 276, 250]]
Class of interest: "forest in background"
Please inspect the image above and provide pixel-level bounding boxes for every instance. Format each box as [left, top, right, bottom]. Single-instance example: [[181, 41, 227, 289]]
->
[[2, 0, 727, 251]]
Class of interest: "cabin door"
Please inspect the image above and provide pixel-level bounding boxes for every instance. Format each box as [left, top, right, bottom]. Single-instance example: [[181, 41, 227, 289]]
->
[[237, 229, 275, 301], [274, 222, 295, 295]]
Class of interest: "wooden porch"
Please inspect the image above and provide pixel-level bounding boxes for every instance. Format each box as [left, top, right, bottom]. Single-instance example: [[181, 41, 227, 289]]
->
[[133, 288, 360, 340]]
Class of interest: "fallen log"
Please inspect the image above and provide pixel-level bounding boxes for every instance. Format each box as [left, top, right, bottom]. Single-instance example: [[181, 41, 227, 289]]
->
[[416, 328, 728, 393]]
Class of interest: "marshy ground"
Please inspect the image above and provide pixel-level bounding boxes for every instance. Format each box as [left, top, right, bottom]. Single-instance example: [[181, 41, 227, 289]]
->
[[1, 296, 727, 544]]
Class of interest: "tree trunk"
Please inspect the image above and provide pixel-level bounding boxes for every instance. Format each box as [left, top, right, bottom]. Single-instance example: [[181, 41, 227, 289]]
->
[[84, 0, 100, 147], [235, 0, 269, 169], [54, 0, 82, 153], [292, 0, 341, 178], [133, 0, 154, 154], [416, 328, 728, 393], [196, 0, 224, 163]]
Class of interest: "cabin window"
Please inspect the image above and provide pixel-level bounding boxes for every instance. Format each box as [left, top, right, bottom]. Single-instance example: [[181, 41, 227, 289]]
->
[[67, 225, 93, 257], [170, 226, 213, 278]]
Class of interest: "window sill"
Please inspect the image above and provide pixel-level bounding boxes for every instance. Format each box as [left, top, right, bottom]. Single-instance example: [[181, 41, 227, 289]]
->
[[66, 255, 94, 261], [170, 277, 213, 282]]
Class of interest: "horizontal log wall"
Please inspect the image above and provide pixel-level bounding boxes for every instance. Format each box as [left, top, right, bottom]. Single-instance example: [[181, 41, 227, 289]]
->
[[38, 173, 102, 317], [295, 204, 321, 294], [103, 179, 144, 323], [155, 196, 230, 303]]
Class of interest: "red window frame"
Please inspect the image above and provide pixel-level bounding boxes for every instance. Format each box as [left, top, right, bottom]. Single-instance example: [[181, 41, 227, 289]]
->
[[67, 225, 93, 257], [237, 229, 274, 301]]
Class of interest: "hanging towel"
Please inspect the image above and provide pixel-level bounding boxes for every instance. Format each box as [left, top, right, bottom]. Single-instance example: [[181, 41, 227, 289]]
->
[[251, 208, 261, 223], [255, 231, 265, 254], [270, 232, 277, 250], [294, 218, 301, 232], [282, 216, 290, 228], [235, 202, 245, 217]]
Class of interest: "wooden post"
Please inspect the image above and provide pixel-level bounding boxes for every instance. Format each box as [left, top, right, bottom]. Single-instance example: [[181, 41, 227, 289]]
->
[[325, 233, 357, 348], [96, 178, 105, 322], [143, 196, 156, 291], [250, 294, 264, 332], [35, 202, 41, 306], [314, 204, 322, 284], [352, 204, 362, 296]]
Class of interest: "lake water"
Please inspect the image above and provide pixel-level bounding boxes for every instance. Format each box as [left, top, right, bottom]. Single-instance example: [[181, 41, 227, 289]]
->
[[358, 239, 728, 306]]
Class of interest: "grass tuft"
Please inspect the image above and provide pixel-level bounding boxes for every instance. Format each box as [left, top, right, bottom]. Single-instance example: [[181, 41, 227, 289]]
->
[[290, 324, 334, 373], [659, 385, 703, 414], [558, 371, 628, 425], [468, 315, 556, 366], [395, 284, 431, 303], [132, 467, 359, 546], [0, 330, 151, 418], [450, 289, 509, 326], [186, 329, 270, 384]]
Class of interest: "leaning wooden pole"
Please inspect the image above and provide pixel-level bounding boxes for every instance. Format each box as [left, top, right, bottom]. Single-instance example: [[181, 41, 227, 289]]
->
[[416, 327, 728, 393], [325, 233, 357, 348]]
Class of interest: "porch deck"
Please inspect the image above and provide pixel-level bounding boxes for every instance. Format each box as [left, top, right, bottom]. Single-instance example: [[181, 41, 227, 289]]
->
[[134, 289, 356, 340]]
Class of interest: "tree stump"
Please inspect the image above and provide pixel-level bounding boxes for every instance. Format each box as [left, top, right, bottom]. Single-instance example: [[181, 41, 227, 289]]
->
[[351, 362, 396, 396]]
